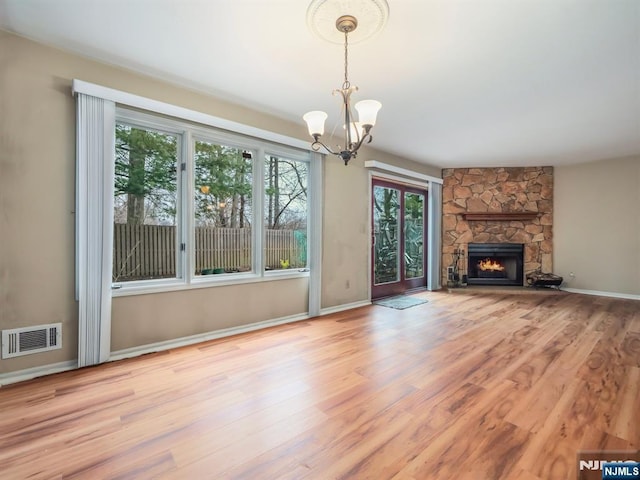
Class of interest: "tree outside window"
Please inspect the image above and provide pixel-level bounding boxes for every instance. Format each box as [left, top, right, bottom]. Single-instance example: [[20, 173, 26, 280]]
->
[[264, 155, 308, 270], [113, 124, 178, 282], [111, 112, 312, 287], [194, 141, 253, 275]]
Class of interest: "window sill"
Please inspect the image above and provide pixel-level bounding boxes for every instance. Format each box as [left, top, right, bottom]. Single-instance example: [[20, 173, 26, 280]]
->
[[111, 270, 310, 297]]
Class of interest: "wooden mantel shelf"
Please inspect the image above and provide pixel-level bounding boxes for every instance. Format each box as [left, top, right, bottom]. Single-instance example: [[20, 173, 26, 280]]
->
[[462, 212, 539, 221]]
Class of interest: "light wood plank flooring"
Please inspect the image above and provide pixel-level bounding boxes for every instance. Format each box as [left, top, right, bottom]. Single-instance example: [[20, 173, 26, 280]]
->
[[0, 290, 638, 479]]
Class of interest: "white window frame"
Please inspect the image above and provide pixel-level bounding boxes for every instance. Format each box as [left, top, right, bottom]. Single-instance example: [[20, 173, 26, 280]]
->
[[188, 131, 258, 284], [113, 112, 187, 288], [262, 148, 312, 275], [73, 80, 319, 299], [111, 108, 313, 296]]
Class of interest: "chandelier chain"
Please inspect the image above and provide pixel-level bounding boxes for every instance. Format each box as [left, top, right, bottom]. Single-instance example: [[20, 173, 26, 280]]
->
[[343, 30, 350, 89]]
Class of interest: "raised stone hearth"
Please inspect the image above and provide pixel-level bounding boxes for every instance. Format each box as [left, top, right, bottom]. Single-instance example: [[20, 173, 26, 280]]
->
[[442, 167, 553, 286]]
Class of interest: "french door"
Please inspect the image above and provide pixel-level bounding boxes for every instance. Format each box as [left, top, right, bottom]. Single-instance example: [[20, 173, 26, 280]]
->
[[371, 179, 427, 299]]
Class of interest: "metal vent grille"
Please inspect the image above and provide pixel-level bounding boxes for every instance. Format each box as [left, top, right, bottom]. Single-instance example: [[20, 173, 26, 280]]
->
[[2, 324, 62, 359]]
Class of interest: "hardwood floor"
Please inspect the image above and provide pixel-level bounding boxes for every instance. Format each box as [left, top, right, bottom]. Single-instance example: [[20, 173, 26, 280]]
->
[[0, 290, 638, 479]]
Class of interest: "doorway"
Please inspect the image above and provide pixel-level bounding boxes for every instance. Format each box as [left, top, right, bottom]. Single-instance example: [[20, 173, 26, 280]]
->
[[371, 178, 427, 299]]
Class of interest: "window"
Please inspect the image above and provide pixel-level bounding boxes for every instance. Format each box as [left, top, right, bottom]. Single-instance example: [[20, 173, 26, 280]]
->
[[264, 155, 308, 271], [194, 140, 253, 276], [74, 80, 322, 362], [113, 123, 180, 282], [111, 108, 311, 291]]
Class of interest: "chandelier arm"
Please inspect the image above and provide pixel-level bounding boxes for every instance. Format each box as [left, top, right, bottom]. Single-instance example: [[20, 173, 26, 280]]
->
[[353, 135, 368, 152], [310, 137, 340, 156], [347, 129, 372, 156], [336, 85, 360, 151], [344, 97, 352, 151]]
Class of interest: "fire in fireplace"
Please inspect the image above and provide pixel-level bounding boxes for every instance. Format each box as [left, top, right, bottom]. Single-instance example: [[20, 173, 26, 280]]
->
[[477, 258, 507, 277], [467, 243, 524, 286]]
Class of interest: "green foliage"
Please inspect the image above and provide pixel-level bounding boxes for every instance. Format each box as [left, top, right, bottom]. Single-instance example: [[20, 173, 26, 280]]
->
[[405, 193, 423, 219], [373, 189, 425, 282], [114, 126, 307, 237], [194, 141, 252, 227], [195, 142, 251, 199], [115, 124, 178, 224], [404, 193, 424, 278], [373, 187, 399, 283]]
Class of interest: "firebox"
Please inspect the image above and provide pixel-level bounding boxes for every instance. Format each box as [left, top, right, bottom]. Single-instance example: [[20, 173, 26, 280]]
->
[[467, 243, 524, 286]]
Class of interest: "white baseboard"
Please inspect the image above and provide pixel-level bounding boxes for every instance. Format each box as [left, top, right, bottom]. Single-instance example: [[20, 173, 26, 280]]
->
[[0, 360, 77, 387], [320, 300, 372, 316], [112, 300, 375, 361], [0, 300, 375, 387], [563, 288, 640, 301]]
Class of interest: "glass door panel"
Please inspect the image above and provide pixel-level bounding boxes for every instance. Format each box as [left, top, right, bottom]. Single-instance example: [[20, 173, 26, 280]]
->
[[371, 179, 427, 299], [373, 185, 400, 285], [404, 192, 425, 280]]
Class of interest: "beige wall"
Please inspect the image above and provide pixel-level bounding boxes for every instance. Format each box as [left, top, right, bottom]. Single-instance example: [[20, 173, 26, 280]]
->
[[554, 156, 640, 296], [320, 148, 439, 309], [0, 31, 438, 375], [111, 279, 309, 351]]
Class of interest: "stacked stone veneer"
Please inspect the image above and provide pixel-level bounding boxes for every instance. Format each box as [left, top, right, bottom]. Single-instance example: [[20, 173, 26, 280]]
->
[[442, 167, 553, 286]]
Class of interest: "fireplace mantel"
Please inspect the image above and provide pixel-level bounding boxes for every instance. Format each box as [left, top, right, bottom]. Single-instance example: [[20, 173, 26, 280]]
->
[[462, 212, 539, 221]]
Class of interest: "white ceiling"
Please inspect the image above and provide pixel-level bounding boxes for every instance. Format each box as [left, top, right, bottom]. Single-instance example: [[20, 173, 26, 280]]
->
[[1, 0, 639, 168]]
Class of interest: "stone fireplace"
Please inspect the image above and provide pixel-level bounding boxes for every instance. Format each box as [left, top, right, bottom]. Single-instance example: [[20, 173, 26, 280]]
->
[[442, 167, 553, 287]]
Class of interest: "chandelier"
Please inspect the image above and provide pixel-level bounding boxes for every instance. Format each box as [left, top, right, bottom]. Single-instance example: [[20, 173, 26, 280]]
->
[[303, 14, 382, 165]]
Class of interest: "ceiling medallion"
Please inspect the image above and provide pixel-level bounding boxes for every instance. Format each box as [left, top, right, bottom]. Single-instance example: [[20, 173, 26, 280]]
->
[[306, 0, 390, 44]]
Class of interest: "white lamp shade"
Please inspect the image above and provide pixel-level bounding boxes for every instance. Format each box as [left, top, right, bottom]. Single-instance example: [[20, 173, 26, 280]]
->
[[303, 111, 328, 136], [355, 100, 382, 126]]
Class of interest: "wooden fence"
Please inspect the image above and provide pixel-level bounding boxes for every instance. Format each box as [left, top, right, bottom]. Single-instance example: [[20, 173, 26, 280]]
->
[[113, 223, 305, 281]]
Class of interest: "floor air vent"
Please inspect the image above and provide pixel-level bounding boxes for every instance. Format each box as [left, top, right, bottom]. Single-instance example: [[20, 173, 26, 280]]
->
[[2, 323, 62, 359]]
